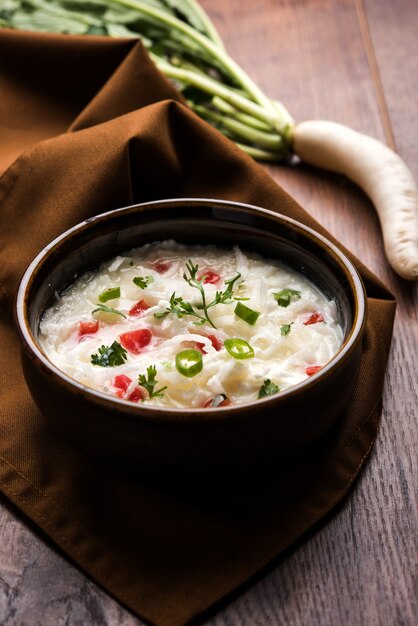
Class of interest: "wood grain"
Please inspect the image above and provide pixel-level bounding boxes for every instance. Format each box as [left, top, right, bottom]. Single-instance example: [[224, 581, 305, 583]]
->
[[0, 1, 416, 625]]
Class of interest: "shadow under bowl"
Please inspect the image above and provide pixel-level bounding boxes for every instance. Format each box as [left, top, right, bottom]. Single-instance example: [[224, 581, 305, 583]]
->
[[16, 198, 367, 482]]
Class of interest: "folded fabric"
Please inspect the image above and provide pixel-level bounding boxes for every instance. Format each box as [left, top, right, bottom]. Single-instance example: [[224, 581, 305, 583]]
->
[[0, 29, 395, 626]]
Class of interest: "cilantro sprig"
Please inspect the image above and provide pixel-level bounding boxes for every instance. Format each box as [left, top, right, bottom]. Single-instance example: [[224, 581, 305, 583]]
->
[[133, 275, 154, 289], [91, 341, 127, 367], [273, 289, 301, 308], [258, 379, 280, 398], [138, 365, 167, 399], [280, 322, 293, 336], [164, 259, 241, 329]]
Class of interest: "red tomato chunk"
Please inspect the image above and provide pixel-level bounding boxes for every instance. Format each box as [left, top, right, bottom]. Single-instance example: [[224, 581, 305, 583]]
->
[[113, 374, 132, 392], [306, 365, 322, 376], [150, 259, 171, 273], [127, 387, 144, 403], [119, 328, 152, 354], [197, 270, 221, 285], [195, 334, 223, 354], [129, 300, 150, 317], [78, 320, 99, 336], [113, 375, 143, 402], [304, 312, 324, 325]]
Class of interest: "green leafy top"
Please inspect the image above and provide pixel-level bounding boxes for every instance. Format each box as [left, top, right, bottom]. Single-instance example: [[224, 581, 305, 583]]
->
[[280, 322, 293, 336], [0, 0, 294, 163], [138, 365, 167, 399], [91, 341, 127, 367], [258, 379, 279, 398], [165, 259, 241, 329]]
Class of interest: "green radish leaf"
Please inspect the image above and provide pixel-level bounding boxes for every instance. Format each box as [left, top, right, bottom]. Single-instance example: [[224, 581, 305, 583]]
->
[[106, 22, 144, 38], [60, 0, 107, 16], [163, 0, 207, 33], [10, 10, 90, 34], [86, 23, 108, 35]]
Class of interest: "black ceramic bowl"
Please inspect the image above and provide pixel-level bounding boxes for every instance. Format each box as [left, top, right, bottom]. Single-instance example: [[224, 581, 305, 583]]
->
[[16, 199, 366, 481]]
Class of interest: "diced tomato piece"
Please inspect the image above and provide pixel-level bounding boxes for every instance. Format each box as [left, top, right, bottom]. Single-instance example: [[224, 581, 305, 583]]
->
[[119, 328, 152, 354], [304, 312, 325, 325], [197, 270, 221, 285], [306, 365, 322, 377], [195, 334, 223, 354], [202, 395, 231, 408], [129, 299, 150, 317], [112, 375, 143, 402], [150, 259, 171, 273], [127, 386, 144, 403], [78, 320, 99, 336], [113, 374, 132, 392], [208, 334, 222, 351]]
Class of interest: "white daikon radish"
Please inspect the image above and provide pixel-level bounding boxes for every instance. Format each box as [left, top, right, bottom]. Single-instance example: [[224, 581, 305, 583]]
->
[[292, 121, 418, 281]]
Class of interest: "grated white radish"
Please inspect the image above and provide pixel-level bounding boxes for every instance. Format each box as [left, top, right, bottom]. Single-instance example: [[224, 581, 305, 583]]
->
[[39, 241, 343, 408]]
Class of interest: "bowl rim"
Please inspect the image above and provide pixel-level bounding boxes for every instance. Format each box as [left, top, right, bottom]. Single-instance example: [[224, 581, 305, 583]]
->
[[16, 197, 367, 424]]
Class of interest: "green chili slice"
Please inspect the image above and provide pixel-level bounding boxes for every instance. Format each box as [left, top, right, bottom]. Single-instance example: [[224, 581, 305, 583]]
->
[[224, 338, 254, 360], [99, 286, 120, 302], [234, 302, 260, 325], [175, 349, 203, 378]]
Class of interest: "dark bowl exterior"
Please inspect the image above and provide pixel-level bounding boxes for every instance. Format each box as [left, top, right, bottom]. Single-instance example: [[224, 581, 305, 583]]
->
[[16, 199, 367, 481]]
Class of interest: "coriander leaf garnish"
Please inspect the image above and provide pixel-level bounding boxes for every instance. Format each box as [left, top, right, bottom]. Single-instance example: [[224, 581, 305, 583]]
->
[[92, 304, 126, 318], [258, 379, 280, 398], [138, 365, 167, 399], [280, 322, 293, 336], [91, 341, 127, 367], [165, 259, 242, 329], [168, 292, 197, 317], [273, 289, 301, 308], [133, 275, 154, 289]]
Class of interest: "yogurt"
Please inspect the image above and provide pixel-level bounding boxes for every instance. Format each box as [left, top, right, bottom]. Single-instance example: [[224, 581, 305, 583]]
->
[[39, 241, 344, 408]]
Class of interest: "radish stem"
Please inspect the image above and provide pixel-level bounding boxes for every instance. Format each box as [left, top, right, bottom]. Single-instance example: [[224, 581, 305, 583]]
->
[[110, 0, 278, 117], [152, 55, 286, 129], [235, 143, 284, 162], [192, 103, 285, 152], [180, 0, 225, 49], [212, 97, 272, 131]]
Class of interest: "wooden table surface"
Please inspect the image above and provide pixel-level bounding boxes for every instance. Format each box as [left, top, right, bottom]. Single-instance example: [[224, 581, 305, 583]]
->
[[0, 1, 416, 624]]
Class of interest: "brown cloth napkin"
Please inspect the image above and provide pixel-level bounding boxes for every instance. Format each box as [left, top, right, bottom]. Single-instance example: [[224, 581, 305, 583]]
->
[[0, 29, 396, 626]]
